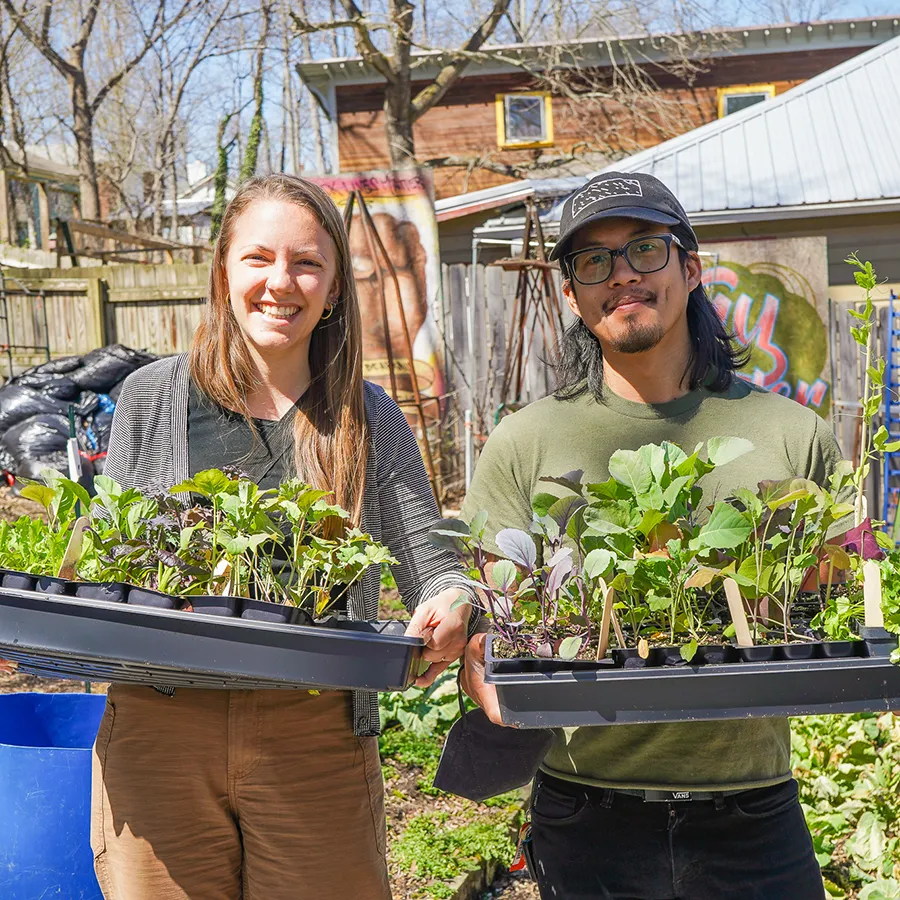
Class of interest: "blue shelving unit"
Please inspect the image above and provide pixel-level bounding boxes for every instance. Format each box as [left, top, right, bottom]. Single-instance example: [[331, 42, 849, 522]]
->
[[882, 290, 900, 538]]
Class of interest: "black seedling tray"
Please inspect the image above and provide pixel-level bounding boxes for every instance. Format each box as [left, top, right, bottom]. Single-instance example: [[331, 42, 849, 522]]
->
[[484, 634, 900, 728], [0, 586, 423, 691]]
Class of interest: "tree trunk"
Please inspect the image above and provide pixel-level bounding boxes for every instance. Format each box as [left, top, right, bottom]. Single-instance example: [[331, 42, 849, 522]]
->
[[307, 89, 325, 174], [239, 80, 264, 182], [151, 140, 165, 236], [383, 79, 414, 168], [209, 114, 232, 242], [169, 133, 179, 241], [239, 3, 269, 182], [70, 73, 100, 220], [385, 0, 414, 168]]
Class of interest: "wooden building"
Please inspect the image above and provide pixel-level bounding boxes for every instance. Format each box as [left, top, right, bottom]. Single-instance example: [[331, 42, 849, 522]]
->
[[0, 149, 79, 260], [298, 16, 900, 200]]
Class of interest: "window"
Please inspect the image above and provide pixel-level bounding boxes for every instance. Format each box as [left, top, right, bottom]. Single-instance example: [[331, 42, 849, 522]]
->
[[496, 92, 554, 149], [717, 84, 775, 118]]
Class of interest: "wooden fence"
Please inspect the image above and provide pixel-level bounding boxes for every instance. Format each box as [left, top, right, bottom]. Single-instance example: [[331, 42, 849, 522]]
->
[[0, 263, 207, 377], [0, 261, 887, 505]]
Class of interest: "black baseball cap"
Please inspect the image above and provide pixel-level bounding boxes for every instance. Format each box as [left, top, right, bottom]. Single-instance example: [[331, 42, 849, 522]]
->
[[549, 171, 699, 262]]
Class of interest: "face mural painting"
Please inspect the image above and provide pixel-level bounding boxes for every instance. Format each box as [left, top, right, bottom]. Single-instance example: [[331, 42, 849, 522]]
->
[[310, 169, 445, 414], [701, 238, 830, 417]]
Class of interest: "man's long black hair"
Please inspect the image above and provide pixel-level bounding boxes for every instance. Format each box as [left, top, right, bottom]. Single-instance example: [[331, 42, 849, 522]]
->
[[555, 249, 750, 402]]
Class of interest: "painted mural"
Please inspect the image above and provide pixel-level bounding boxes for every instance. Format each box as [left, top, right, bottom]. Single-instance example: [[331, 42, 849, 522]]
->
[[310, 168, 445, 416], [700, 237, 830, 418]]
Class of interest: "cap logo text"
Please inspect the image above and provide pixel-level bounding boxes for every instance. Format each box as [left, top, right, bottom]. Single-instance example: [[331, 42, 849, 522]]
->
[[571, 177, 643, 217]]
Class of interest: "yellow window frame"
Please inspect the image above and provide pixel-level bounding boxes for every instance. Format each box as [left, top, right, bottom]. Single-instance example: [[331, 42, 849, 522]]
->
[[496, 92, 554, 150], [717, 83, 776, 119]]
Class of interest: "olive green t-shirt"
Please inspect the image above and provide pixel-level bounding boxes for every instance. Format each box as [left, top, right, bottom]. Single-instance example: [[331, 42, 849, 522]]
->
[[460, 378, 847, 791]]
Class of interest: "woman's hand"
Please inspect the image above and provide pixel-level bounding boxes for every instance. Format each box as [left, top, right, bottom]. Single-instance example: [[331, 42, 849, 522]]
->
[[406, 587, 471, 687], [459, 633, 508, 726]]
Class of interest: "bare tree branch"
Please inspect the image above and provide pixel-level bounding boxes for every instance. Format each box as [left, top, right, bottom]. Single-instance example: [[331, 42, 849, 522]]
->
[[426, 145, 590, 179], [0, 0, 71, 75], [336, 0, 395, 81], [91, 0, 198, 115], [410, 0, 513, 120]]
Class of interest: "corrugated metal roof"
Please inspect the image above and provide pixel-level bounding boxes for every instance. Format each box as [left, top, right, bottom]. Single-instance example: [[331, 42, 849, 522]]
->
[[595, 34, 900, 218]]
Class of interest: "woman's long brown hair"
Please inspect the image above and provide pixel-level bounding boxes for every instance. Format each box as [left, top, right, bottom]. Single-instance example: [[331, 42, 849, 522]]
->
[[189, 174, 368, 524]]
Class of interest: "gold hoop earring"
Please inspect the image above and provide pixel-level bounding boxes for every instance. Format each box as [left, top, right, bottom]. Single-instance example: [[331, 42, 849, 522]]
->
[[320, 305, 335, 321]]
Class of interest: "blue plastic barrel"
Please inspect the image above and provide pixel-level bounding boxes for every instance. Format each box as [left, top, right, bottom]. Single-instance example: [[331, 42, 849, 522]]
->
[[0, 692, 105, 899]]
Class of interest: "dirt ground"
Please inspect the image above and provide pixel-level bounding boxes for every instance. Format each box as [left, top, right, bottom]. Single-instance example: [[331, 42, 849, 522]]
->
[[482, 871, 540, 899], [0, 485, 43, 523]]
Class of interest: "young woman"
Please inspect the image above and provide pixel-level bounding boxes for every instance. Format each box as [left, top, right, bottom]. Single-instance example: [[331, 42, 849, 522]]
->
[[91, 174, 471, 899]]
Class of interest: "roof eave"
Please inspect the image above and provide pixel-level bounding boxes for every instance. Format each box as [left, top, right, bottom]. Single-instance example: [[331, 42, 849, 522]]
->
[[297, 15, 900, 87]]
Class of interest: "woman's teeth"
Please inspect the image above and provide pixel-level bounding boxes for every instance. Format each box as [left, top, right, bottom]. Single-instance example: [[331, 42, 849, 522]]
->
[[255, 304, 299, 318]]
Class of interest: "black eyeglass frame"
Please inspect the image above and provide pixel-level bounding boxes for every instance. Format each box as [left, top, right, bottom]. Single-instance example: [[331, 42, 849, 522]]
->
[[563, 233, 687, 285]]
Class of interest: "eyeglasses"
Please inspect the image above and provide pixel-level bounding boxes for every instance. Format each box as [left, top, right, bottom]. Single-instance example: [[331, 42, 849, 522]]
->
[[564, 234, 686, 285]]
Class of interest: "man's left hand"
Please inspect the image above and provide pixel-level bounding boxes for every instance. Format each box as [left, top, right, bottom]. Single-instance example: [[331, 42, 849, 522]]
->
[[405, 588, 471, 687]]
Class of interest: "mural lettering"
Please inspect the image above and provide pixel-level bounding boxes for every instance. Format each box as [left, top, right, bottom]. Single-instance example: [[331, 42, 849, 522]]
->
[[702, 265, 829, 412]]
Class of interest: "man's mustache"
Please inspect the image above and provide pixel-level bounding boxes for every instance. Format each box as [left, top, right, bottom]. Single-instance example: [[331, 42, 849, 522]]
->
[[604, 288, 657, 313]]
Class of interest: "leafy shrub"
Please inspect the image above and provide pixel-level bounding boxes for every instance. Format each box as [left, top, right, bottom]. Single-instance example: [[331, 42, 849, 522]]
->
[[793, 714, 900, 897], [380, 666, 466, 737]]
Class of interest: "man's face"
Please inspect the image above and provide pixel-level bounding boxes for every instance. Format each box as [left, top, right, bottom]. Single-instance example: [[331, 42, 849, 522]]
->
[[561, 217, 701, 355]]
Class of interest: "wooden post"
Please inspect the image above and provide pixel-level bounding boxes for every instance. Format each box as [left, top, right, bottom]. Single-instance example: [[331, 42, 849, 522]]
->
[[36, 182, 50, 251], [0, 169, 10, 244], [85, 277, 107, 349]]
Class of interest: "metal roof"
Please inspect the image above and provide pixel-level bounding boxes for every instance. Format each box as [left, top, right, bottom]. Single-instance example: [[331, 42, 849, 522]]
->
[[592, 33, 900, 222], [298, 16, 900, 90]]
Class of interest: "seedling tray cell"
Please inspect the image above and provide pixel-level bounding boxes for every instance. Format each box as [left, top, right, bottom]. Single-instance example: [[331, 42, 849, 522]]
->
[[0, 587, 423, 692], [484, 635, 900, 728]]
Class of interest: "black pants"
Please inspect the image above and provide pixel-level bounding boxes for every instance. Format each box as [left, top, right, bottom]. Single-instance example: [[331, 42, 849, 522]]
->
[[526, 772, 825, 900]]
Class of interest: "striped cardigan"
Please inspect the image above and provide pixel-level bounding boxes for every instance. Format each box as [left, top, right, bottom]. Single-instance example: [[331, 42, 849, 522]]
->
[[105, 354, 470, 735]]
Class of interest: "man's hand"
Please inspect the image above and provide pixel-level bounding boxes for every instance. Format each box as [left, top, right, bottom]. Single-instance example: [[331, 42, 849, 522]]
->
[[459, 632, 509, 726], [406, 588, 471, 687], [0, 660, 18, 674]]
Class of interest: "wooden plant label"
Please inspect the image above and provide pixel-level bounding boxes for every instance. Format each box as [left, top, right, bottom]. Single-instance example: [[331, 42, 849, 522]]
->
[[863, 559, 885, 629], [596, 581, 615, 660], [724, 577, 755, 647], [213, 558, 232, 596], [56, 517, 88, 581], [610, 607, 626, 649]]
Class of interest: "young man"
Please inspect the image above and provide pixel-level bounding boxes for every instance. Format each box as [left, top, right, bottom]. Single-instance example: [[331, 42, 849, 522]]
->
[[459, 172, 839, 899]]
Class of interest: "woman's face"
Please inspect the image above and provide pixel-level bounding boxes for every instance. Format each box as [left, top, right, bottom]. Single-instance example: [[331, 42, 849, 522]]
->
[[224, 199, 339, 360]]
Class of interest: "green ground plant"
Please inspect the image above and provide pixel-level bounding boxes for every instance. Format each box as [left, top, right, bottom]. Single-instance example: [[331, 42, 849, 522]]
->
[[793, 713, 900, 898], [391, 811, 517, 899]]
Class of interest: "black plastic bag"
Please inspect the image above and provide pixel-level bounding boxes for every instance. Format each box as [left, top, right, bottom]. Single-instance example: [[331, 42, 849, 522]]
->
[[108, 380, 125, 403], [11, 372, 80, 400], [12, 452, 75, 487], [26, 356, 81, 376], [92, 410, 114, 446], [0, 414, 70, 463], [70, 344, 157, 392], [0, 385, 68, 431], [81, 409, 113, 453], [74, 390, 99, 418]]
